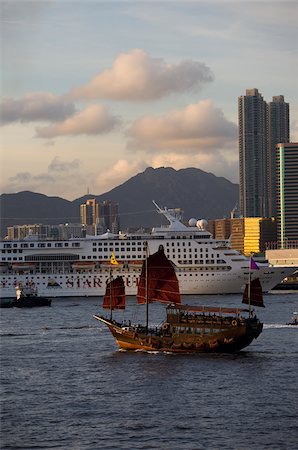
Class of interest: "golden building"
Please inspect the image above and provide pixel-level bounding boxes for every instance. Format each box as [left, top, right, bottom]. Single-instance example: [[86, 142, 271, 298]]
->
[[208, 217, 277, 256]]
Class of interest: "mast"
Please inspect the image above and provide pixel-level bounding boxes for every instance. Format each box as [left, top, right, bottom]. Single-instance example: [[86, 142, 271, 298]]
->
[[109, 268, 113, 321], [145, 242, 149, 333], [248, 256, 252, 318]]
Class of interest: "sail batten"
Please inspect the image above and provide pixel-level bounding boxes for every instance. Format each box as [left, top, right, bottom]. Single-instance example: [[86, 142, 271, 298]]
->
[[103, 276, 125, 310], [137, 247, 181, 304], [242, 278, 265, 308]]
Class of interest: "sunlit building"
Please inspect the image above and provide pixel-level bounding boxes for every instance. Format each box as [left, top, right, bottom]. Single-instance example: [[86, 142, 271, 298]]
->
[[208, 217, 277, 255], [80, 199, 99, 226], [276, 143, 298, 247]]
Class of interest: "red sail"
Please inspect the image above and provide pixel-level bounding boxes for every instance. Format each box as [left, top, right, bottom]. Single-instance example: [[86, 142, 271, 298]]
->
[[242, 278, 265, 307], [137, 248, 181, 305], [103, 276, 125, 310]]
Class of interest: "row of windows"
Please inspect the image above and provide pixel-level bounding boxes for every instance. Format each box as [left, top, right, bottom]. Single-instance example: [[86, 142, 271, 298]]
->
[[2, 242, 81, 249]]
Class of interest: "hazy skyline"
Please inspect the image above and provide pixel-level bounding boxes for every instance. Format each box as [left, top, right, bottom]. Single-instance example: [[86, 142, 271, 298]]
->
[[1, 1, 297, 200]]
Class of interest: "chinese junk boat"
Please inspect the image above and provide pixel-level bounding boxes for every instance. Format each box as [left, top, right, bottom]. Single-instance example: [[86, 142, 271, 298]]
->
[[94, 247, 264, 353], [13, 283, 52, 308]]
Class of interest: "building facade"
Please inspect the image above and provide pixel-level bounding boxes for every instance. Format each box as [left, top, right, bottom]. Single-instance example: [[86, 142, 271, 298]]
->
[[208, 217, 277, 255], [267, 96, 290, 217], [276, 143, 298, 247], [239, 89, 290, 218], [239, 89, 268, 217], [80, 199, 99, 226], [102, 200, 120, 234]]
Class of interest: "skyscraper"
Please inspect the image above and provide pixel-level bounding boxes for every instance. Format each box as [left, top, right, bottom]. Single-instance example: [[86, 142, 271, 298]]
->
[[80, 199, 99, 226], [267, 96, 290, 217], [239, 89, 290, 218], [239, 89, 267, 217], [276, 143, 298, 247], [102, 200, 120, 233]]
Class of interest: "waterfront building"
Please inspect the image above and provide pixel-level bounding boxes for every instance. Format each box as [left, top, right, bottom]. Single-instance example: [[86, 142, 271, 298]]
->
[[267, 96, 290, 217], [239, 89, 290, 218], [102, 200, 120, 234], [276, 143, 298, 247], [208, 217, 277, 255], [7, 223, 83, 240], [239, 89, 268, 217], [7, 224, 49, 240]]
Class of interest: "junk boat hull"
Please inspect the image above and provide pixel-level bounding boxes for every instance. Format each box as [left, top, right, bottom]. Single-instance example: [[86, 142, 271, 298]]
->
[[94, 312, 263, 354]]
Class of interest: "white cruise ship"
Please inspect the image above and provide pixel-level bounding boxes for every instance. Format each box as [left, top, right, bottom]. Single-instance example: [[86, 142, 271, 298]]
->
[[0, 203, 295, 298]]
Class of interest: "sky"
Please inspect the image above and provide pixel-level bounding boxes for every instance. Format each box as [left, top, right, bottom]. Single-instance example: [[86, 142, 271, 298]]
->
[[1, 0, 297, 200]]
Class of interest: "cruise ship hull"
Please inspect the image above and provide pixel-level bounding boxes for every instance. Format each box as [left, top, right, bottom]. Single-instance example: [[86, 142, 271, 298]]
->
[[0, 265, 295, 298]]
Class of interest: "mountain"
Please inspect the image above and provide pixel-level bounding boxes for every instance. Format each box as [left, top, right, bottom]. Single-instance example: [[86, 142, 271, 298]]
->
[[0, 167, 239, 237]]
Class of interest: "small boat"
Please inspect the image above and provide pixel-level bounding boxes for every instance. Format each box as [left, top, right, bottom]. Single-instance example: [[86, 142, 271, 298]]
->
[[13, 284, 52, 308], [94, 246, 264, 353], [287, 312, 298, 326], [0, 298, 14, 308]]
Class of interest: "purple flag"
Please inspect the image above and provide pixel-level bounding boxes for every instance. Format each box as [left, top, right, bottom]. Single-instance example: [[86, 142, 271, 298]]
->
[[250, 257, 259, 270]]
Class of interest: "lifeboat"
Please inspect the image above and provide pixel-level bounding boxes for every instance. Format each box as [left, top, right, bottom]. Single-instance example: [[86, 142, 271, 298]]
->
[[72, 261, 96, 270], [12, 262, 36, 271], [0, 263, 8, 272]]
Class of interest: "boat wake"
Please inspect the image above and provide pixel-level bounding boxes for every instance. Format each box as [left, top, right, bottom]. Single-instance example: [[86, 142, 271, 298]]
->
[[264, 324, 297, 329], [42, 325, 97, 331]]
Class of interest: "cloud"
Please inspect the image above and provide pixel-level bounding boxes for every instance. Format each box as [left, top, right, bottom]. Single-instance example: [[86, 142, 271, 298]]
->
[[126, 99, 237, 152], [149, 151, 239, 183], [69, 49, 214, 101], [0, 92, 75, 124], [48, 156, 81, 173], [35, 104, 121, 138], [95, 159, 148, 192], [5, 157, 89, 199]]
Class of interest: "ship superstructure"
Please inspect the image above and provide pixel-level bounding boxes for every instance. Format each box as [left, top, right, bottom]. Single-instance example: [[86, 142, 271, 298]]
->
[[0, 203, 295, 298]]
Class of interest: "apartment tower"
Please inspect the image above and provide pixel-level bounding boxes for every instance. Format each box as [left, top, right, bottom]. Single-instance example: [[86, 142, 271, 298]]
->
[[267, 96, 290, 217], [239, 89, 267, 217], [239, 89, 289, 218], [276, 143, 298, 247]]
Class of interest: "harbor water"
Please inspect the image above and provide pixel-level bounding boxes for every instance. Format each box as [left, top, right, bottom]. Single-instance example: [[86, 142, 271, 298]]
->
[[1, 292, 297, 449]]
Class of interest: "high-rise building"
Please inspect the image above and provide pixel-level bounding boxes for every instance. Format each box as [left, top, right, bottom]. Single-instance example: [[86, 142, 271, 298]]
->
[[239, 89, 290, 219], [80, 199, 99, 226], [276, 143, 298, 247], [267, 96, 290, 217], [102, 200, 120, 233], [239, 89, 268, 217]]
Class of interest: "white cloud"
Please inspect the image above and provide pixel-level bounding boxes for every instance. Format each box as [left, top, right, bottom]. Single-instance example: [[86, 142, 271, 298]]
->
[[127, 99, 237, 152], [69, 49, 214, 101], [150, 151, 239, 183], [0, 92, 75, 124], [95, 159, 148, 192], [35, 104, 121, 138]]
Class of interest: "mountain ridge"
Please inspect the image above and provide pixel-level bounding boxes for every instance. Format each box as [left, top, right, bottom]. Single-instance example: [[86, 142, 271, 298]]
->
[[0, 167, 239, 237]]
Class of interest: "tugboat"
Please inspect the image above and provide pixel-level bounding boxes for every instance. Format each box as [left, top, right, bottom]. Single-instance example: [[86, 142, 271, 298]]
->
[[13, 283, 52, 308], [94, 246, 264, 353]]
